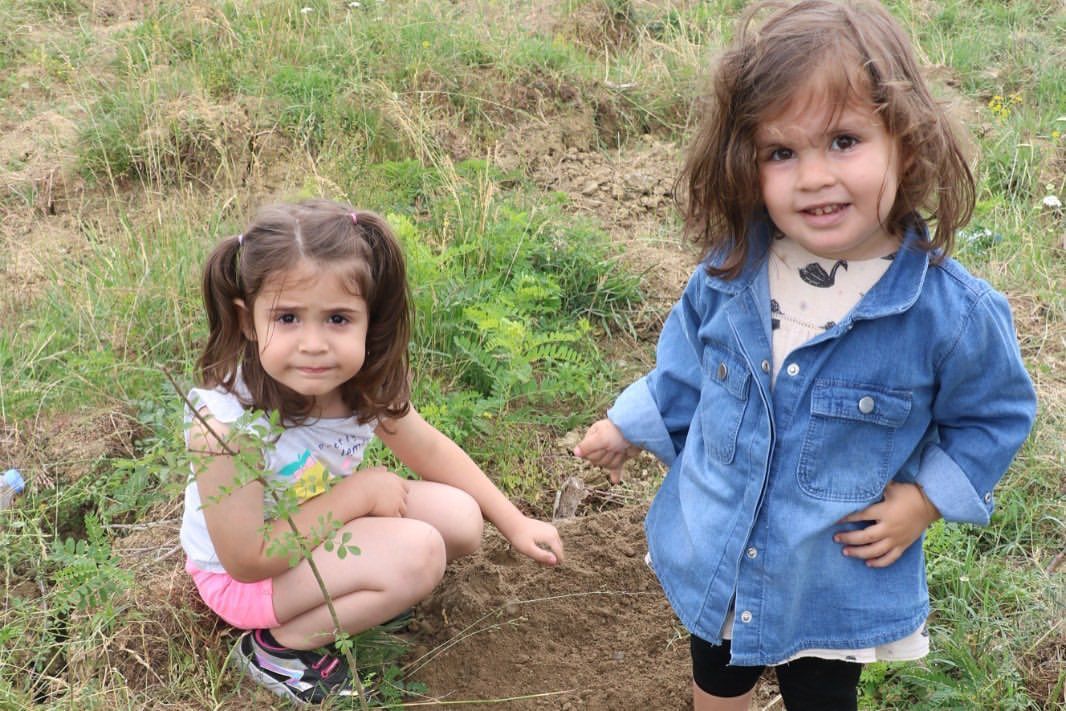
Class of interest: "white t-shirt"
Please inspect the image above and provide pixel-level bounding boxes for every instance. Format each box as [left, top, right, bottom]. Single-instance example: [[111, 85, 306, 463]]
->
[[179, 380, 377, 573]]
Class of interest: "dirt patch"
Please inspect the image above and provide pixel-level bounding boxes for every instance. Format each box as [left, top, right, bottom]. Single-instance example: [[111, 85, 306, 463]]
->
[[0, 410, 139, 489], [502, 126, 698, 319], [408, 505, 691, 709], [408, 505, 779, 709]]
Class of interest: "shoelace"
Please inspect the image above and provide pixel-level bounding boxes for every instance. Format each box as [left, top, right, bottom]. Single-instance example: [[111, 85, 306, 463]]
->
[[309, 654, 340, 678]]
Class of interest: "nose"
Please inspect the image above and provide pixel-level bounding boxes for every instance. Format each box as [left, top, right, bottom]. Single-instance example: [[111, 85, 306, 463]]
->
[[796, 153, 836, 191], [299, 324, 328, 353]]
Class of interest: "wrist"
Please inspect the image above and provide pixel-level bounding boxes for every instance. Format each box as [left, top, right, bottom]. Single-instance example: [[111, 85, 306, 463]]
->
[[914, 483, 941, 524], [489, 507, 527, 539]]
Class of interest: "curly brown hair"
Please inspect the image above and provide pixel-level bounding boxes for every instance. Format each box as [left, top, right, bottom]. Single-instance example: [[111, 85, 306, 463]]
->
[[678, 0, 974, 278], [197, 199, 411, 425]]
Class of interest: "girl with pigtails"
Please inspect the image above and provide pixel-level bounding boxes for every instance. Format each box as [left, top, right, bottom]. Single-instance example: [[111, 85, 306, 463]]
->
[[180, 198, 563, 705]]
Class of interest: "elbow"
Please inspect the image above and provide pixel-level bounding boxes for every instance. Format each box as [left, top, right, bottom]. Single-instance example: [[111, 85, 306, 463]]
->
[[227, 566, 265, 584], [218, 550, 270, 584]]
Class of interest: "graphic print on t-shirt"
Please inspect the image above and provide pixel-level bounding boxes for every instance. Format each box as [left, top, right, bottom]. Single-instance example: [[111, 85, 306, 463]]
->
[[799, 260, 848, 288], [278, 449, 335, 501]]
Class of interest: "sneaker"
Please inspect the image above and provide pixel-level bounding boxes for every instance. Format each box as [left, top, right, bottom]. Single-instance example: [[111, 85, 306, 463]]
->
[[231, 629, 358, 706]]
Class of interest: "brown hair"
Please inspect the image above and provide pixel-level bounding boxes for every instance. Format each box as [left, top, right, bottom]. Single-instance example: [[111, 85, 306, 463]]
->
[[197, 199, 411, 425], [678, 0, 974, 278]]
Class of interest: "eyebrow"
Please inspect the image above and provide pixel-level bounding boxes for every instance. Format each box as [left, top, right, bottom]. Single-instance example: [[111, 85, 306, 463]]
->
[[264, 304, 366, 314]]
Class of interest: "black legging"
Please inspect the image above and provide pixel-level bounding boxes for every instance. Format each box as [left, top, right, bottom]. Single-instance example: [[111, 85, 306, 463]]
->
[[691, 635, 863, 710]]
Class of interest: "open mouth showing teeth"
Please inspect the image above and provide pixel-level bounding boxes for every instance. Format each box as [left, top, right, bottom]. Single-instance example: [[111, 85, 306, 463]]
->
[[805, 204, 846, 216]]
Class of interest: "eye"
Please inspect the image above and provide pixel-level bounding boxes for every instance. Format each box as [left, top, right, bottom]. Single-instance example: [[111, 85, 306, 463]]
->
[[328, 314, 349, 325], [766, 147, 793, 162], [276, 313, 297, 324], [831, 134, 860, 151]]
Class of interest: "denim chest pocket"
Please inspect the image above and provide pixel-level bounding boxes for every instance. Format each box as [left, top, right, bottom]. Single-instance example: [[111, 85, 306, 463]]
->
[[797, 380, 912, 501], [700, 345, 751, 464]]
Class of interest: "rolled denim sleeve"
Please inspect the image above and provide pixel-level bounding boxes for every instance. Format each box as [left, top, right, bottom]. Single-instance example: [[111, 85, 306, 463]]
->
[[608, 378, 677, 465], [916, 289, 1036, 524], [608, 268, 711, 465]]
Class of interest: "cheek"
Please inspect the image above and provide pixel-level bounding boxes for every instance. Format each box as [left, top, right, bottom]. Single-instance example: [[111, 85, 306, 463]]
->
[[876, 171, 902, 218]]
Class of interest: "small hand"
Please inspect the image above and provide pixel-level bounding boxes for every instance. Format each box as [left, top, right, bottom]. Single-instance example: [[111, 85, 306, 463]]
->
[[834, 482, 941, 568], [505, 516, 565, 567], [573, 419, 640, 485], [353, 466, 409, 518]]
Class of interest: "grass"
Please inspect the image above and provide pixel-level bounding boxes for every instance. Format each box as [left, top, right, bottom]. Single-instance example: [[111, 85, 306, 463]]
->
[[0, 0, 1063, 708]]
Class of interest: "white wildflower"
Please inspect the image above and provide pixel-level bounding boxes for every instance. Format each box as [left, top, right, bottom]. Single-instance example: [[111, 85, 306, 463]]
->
[[1042, 195, 1062, 209], [349, 1, 361, 6], [300, 6, 313, 14]]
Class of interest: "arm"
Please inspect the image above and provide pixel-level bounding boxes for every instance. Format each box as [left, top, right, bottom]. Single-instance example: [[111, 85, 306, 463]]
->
[[376, 407, 564, 566], [913, 290, 1036, 524], [834, 289, 1036, 566], [607, 267, 714, 465], [190, 415, 407, 582]]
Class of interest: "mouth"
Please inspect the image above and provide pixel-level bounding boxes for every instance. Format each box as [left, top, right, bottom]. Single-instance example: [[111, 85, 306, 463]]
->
[[801, 203, 848, 216], [297, 366, 332, 374]]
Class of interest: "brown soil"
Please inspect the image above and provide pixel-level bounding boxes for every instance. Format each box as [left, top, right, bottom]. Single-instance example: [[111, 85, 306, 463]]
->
[[405, 505, 778, 710], [408, 506, 693, 709]]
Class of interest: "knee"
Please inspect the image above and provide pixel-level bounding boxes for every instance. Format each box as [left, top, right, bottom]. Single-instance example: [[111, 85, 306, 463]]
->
[[398, 521, 447, 596], [448, 491, 484, 559]]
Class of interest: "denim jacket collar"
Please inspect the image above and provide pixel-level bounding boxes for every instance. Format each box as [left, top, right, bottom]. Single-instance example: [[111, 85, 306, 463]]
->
[[702, 220, 931, 326]]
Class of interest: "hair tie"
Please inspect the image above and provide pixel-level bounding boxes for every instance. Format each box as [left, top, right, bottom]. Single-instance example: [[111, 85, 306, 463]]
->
[[350, 212, 359, 225]]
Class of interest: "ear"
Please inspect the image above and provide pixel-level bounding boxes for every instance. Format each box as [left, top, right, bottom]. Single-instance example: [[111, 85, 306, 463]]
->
[[234, 298, 257, 341]]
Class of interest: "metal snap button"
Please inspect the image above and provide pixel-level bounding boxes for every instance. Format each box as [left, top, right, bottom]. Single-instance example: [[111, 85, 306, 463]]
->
[[746, 547, 758, 559], [761, 360, 770, 373], [786, 363, 800, 377], [717, 362, 728, 380], [984, 492, 993, 503], [858, 396, 875, 414], [740, 610, 753, 623]]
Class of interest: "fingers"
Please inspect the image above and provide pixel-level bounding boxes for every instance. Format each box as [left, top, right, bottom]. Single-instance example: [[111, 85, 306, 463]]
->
[[837, 502, 881, 524], [608, 467, 623, 485], [834, 524, 904, 567], [520, 537, 562, 566], [573, 424, 606, 458], [844, 542, 904, 567]]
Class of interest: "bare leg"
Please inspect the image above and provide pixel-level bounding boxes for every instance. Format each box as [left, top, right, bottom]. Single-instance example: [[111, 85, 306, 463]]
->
[[693, 681, 754, 711], [403, 479, 484, 560], [269, 516, 446, 650]]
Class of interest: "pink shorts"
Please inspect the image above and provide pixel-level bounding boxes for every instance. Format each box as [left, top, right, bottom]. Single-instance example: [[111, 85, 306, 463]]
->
[[185, 559, 280, 629]]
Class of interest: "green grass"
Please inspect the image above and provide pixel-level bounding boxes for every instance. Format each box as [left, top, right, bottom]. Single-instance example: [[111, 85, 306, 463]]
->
[[0, 0, 1063, 708]]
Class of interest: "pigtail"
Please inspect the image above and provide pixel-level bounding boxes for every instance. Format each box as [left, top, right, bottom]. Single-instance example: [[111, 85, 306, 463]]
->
[[197, 235, 248, 390], [340, 211, 411, 424]]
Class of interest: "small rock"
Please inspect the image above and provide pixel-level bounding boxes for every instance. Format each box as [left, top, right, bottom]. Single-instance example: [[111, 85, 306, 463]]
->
[[580, 180, 599, 195]]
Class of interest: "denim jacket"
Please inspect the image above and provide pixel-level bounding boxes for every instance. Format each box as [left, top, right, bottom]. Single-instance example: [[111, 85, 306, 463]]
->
[[608, 223, 1036, 665]]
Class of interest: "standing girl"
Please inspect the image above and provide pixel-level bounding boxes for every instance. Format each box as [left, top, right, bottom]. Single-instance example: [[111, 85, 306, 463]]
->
[[180, 199, 563, 705], [575, 2, 1035, 709]]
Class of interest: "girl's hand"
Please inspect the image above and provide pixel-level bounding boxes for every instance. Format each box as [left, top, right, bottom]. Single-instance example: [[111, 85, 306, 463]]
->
[[573, 419, 640, 484], [833, 482, 941, 568], [351, 466, 409, 518], [504, 516, 565, 567]]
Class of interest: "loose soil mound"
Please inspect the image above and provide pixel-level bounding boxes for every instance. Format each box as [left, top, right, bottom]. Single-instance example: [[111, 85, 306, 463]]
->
[[408, 505, 693, 709]]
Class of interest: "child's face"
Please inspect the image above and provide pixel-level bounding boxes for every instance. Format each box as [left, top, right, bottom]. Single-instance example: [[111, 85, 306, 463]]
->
[[241, 260, 369, 418], [755, 93, 901, 261]]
